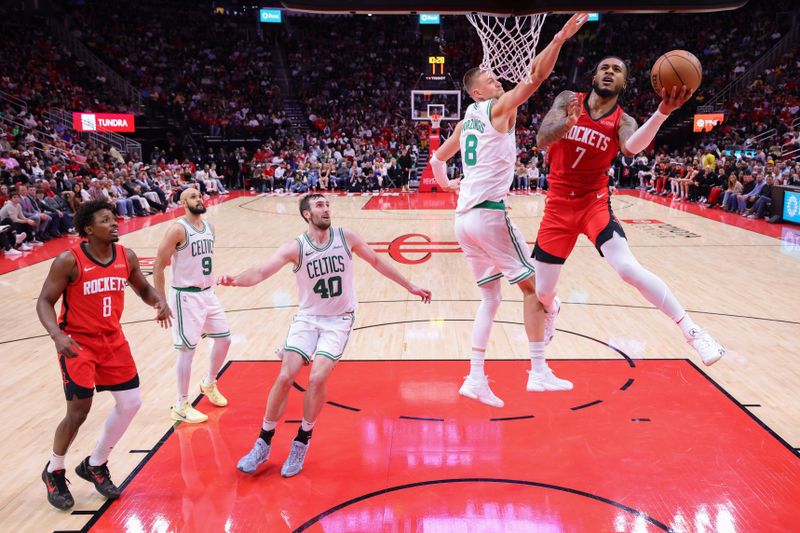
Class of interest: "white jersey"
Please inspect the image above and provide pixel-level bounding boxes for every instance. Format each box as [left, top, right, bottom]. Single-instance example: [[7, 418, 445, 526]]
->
[[294, 227, 356, 316], [456, 99, 516, 214], [171, 218, 215, 289]]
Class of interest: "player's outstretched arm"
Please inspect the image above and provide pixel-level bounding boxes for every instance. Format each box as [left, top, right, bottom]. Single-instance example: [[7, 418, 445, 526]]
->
[[431, 120, 464, 192], [153, 223, 185, 300], [493, 13, 588, 118], [536, 90, 581, 148], [127, 248, 172, 328], [345, 228, 432, 303], [36, 252, 82, 357], [218, 240, 299, 287], [620, 85, 692, 156]]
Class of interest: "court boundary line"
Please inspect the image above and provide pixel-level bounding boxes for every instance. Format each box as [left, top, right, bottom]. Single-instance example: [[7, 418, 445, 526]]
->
[[10, 299, 795, 347]]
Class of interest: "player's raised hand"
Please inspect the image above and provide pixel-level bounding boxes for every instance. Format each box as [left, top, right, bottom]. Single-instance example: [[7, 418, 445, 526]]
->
[[154, 299, 173, 328], [658, 85, 693, 115], [409, 284, 432, 304], [556, 13, 589, 42], [566, 95, 581, 128], [53, 332, 82, 358]]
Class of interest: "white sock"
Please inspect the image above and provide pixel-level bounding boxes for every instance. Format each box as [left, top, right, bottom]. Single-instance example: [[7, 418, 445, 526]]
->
[[204, 337, 230, 386], [176, 348, 194, 407], [529, 341, 547, 372], [48, 452, 66, 472], [90, 388, 142, 466], [300, 418, 316, 432], [468, 350, 485, 380], [677, 313, 700, 339], [262, 419, 277, 432]]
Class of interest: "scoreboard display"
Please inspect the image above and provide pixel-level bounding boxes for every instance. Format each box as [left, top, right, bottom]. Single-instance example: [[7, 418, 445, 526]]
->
[[425, 55, 446, 81]]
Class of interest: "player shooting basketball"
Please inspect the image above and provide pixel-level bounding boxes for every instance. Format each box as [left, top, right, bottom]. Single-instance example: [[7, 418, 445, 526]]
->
[[532, 56, 726, 365], [430, 13, 588, 408]]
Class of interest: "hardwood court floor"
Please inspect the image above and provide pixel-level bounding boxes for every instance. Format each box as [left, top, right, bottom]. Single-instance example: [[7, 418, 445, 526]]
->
[[1, 191, 798, 532]]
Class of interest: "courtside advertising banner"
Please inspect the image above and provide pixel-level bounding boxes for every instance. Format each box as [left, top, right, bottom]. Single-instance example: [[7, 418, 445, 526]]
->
[[72, 113, 136, 133]]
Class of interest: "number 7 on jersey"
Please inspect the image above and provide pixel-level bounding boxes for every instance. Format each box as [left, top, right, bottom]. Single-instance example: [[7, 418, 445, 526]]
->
[[571, 146, 586, 169]]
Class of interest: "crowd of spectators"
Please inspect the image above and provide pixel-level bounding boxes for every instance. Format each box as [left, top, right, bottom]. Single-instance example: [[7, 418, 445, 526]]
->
[[622, 145, 800, 220], [68, 0, 285, 135], [0, 14, 130, 115], [0, 116, 233, 257]]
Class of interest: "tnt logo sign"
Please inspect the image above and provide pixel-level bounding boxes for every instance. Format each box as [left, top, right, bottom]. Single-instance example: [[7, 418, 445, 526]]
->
[[81, 114, 97, 131], [693, 113, 725, 133]]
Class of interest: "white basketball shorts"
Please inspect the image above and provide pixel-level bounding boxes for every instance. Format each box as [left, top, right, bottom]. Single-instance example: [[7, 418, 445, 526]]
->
[[283, 312, 355, 364], [170, 287, 231, 350], [454, 205, 535, 286]]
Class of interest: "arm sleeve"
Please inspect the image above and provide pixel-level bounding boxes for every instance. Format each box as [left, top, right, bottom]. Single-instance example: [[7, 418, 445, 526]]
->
[[623, 110, 669, 155], [429, 153, 449, 189]]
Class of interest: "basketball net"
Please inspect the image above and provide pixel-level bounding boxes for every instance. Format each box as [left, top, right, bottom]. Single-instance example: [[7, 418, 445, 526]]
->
[[466, 13, 547, 84], [430, 114, 442, 132]]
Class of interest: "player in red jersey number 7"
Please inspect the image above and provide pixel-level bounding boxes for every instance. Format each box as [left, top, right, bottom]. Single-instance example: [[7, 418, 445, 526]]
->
[[533, 56, 725, 365]]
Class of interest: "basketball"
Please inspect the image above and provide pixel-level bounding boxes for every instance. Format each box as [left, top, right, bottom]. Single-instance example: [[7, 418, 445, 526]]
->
[[650, 50, 703, 96]]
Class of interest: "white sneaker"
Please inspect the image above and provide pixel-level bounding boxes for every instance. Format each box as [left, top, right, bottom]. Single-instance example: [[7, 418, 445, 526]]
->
[[20, 243, 32, 251], [459, 375, 504, 408], [544, 297, 561, 345], [687, 327, 725, 366], [527, 368, 573, 392], [4, 248, 22, 256], [15, 232, 27, 245], [31, 240, 44, 246]]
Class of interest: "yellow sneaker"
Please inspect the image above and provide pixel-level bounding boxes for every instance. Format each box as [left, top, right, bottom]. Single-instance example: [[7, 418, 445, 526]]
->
[[170, 403, 208, 424], [199, 380, 228, 407]]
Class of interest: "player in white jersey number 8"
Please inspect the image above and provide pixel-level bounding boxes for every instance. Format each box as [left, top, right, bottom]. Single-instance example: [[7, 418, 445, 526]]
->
[[218, 194, 430, 478], [430, 14, 589, 407]]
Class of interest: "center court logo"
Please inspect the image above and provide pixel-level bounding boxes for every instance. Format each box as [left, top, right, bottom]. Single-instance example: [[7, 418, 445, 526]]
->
[[368, 234, 534, 265]]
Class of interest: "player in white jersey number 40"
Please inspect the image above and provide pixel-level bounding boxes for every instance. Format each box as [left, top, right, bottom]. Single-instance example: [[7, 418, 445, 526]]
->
[[218, 193, 430, 478]]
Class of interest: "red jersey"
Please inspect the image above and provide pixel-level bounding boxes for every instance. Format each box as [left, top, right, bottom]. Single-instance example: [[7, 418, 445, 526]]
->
[[547, 92, 624, 196], [59, 242, 130, 335]]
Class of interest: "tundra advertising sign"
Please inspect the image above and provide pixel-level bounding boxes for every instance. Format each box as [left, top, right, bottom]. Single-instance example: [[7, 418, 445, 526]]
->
[[72, 113, 136, 133]]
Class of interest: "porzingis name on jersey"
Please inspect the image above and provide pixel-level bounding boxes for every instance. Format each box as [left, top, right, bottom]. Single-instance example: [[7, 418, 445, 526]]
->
[[191, 238, 214, 257], [462, 118, 486, 133], [306, 255, 346, 279], [83, 276, 128, 295], [563, 125, 611, 151]]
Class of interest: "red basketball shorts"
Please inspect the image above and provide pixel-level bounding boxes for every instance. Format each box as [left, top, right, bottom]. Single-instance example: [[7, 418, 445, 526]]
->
[[57, 330, 139, 400], [533, 188, 626, 264]]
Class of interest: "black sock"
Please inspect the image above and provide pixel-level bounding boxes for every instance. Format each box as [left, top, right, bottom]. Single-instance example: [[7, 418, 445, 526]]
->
[[294, 427, 313, 445], [259, 429, 275, 445]]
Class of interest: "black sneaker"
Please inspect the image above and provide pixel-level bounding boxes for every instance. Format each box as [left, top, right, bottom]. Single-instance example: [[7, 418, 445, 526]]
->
[[75, 456, 121, 499], [42, 463, 74, 510]]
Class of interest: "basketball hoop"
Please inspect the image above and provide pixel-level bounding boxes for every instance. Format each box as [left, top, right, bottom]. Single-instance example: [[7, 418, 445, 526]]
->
[[430, 114, 442, 131], [466, 13, 547, 84]]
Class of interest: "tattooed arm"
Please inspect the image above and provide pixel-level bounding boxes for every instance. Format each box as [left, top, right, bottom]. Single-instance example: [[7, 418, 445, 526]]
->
[[617, 113, 639, 157], [535, 90, 580, 149]]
